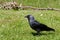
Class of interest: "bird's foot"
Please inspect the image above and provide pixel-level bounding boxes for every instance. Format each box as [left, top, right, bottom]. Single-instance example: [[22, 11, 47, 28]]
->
[[32, 32, 40, 36]]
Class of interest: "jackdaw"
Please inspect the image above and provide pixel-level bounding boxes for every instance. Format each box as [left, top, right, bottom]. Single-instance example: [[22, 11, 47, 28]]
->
[[25, 15, 55, 35]]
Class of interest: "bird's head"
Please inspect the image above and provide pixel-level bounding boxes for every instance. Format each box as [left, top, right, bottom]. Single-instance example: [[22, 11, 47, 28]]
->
[[25, 15, 35, 21], [25, 15, 31, 18]]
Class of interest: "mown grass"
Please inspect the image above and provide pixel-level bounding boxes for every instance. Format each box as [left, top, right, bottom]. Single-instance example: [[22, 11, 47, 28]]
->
[[0, 9, 60, 40]]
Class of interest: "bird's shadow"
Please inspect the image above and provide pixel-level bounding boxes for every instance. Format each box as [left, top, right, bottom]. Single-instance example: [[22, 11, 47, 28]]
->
[[31, 32, 54, 36]]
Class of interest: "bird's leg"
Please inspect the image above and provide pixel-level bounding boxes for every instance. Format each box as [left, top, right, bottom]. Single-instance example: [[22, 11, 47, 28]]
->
[[37, 31, 40, 35], [36, 30, 40, 35]]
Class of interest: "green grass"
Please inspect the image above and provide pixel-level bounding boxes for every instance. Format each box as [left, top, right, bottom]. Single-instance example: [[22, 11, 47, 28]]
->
[[0, 9, 60, 40], [0, 0, 60, 40]]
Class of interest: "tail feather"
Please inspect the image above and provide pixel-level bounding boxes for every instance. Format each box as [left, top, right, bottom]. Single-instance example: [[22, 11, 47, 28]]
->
[[46, 27, 55, 32], [49, 28, 55, 31]]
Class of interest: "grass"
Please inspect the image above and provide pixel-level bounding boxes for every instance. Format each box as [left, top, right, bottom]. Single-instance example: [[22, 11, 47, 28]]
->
[[0, 0, 60, 40], [22, 0, 60, 8], [0, 9, 60, 40]]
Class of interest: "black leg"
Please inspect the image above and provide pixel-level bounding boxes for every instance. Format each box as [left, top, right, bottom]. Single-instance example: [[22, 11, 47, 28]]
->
[[36, 31, 40, 35]]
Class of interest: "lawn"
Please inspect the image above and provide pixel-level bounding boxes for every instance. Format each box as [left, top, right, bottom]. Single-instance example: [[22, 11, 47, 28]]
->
[[0, 9, 60, 40]]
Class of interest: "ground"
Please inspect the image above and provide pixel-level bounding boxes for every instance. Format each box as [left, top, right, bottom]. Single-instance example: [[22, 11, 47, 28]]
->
[[0, 9, 60, 40]]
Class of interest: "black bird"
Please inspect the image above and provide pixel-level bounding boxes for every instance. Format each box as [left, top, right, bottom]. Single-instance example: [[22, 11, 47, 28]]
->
[[25, 15, 55, 35]]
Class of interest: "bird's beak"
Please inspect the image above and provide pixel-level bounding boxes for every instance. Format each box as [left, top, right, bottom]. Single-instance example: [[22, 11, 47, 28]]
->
[[25, 16, 27, 18]]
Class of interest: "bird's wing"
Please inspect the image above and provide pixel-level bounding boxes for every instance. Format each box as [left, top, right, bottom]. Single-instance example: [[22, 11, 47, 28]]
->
[[34, 20, 48, 28], [30, 20, 41, 30], [32, 20, 41, 27], [34, 20, 40, 25]]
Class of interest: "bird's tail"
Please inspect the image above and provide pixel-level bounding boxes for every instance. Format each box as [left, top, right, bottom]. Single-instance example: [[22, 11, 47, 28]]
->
[[49, 28, 55, 32], [46, 27, 55, 32]]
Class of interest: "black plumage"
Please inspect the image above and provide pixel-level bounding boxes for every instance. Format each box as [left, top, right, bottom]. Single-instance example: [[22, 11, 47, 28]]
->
[[25, 15, 55, 35]]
